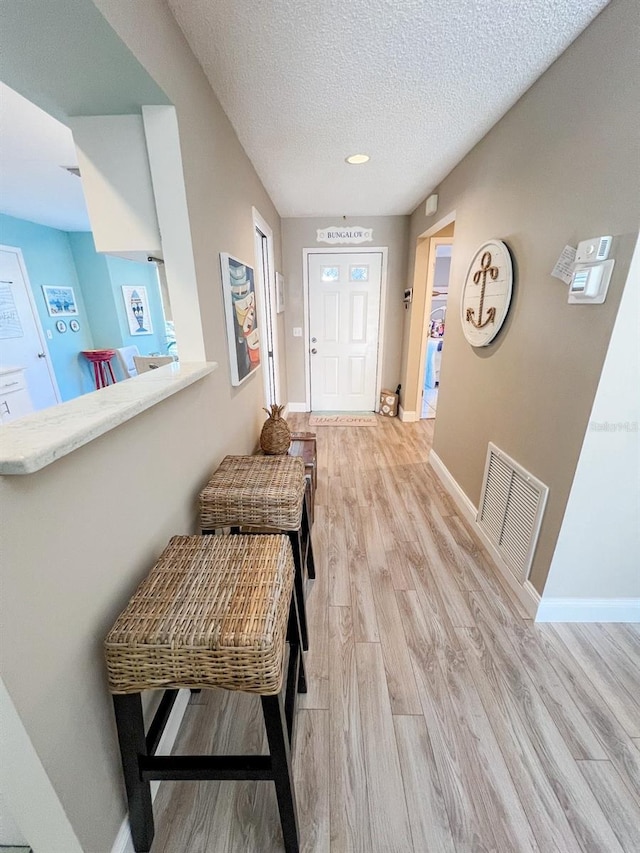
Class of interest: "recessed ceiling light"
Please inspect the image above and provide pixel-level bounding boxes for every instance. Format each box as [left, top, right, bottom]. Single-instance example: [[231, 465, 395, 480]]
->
[[345, 153, 370, 165]]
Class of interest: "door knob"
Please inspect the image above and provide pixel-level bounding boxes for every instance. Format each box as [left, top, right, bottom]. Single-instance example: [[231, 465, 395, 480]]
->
[[311, 348, 317, 355], [37, 352, 46, 358]]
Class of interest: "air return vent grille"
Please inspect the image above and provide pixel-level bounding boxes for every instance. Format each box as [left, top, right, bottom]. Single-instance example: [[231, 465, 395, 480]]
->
[[477, 443, 548, 582]]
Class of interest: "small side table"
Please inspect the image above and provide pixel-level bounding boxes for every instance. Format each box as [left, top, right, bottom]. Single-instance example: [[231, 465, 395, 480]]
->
[[82, 350, 117, 390], [289, 432, 317, 525]]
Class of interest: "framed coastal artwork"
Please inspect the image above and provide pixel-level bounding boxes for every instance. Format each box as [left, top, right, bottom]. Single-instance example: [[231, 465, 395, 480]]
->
[[42, 285, 79, 317], [121, 285, 154, 336], [220, 253, 261, 385]]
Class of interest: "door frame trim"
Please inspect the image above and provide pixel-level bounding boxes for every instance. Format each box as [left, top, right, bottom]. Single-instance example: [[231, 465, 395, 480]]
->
[[252, 208, 280, 406], [0, 244, 61, 405], [302, 246, 388, 413]]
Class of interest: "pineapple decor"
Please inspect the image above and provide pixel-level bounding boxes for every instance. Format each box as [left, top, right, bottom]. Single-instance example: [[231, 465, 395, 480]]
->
[[260, 404, 291, 455]]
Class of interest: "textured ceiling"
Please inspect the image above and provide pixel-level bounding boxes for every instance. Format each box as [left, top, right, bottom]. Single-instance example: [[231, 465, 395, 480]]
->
[[167, 0, 609, 217]]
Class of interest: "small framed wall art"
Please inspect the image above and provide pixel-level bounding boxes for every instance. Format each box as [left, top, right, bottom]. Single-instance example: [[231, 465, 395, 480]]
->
[[55, 319, 67, 333], [122, 286, 153, 336], [220, 253, 261, 385], [42, 285, 78, 317]]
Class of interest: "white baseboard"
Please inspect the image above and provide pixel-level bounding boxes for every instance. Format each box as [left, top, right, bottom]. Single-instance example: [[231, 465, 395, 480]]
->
[[428, 450, 477, 522], [399, 406, 419, 422], [536, 598, 640, 623], [111, 688, 190, 853], [428, 450, 540, 619], [287, 402, 308, 413], [524, 580, 542, 610]]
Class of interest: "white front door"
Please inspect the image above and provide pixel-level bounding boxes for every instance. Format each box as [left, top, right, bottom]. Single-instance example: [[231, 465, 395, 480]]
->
[[308, 251, 382, 412], [0, 246, 60, 411]]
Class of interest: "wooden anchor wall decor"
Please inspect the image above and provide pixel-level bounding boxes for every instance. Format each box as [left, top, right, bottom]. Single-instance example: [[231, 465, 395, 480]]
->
[[460, 240, 514, 347]]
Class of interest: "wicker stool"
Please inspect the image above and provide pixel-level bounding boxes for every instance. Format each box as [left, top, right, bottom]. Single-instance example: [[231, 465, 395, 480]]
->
[[105, 534, 306, 853], [199, 455, 315, 651]]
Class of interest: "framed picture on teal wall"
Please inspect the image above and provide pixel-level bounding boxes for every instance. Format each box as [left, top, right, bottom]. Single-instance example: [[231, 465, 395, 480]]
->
[[42, 285, 78, 317], [122, 285, 154, 336]]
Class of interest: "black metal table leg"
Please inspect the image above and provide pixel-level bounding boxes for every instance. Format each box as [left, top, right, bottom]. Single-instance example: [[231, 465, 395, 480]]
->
[[113, 693, 154, 852]]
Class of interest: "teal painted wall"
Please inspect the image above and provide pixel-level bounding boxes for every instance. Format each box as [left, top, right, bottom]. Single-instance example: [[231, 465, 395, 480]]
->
[[106, 255, 166, 356], [1, 217, 168, 396], [67, 232, 119, 352], [69, 233, 167, 379], [0, 214, 95, 400]]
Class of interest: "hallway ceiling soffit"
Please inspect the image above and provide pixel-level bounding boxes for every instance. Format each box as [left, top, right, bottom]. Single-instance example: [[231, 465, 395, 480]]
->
[[0, 83, 91, 232], [167, 0, 609, 217], [1, 0, 170, 122]]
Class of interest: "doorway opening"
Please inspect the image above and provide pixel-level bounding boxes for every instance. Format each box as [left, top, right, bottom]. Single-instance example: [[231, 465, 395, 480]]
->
[[421, 240, 453, 419], [0, 84, 181, 420], [401, 214, 455, 421]]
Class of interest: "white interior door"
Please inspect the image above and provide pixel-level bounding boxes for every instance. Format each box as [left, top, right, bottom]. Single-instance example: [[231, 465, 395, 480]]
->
[[308, 251, 382, 412], [0, 246, 60, 411]]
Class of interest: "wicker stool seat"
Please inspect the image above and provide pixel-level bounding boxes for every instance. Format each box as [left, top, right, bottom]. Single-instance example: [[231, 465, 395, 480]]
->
[[105, 535, 294, 695], [200, 454, 315, 652], [105, 534, 306, 853], [199, 454, 306, 530]]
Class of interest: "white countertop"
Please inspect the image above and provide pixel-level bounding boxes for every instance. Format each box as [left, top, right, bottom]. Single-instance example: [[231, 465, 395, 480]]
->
[[0, 361, 217, 475]]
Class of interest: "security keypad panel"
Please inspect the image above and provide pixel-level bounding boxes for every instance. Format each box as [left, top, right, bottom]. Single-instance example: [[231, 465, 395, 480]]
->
[[568, 259, 615, 304]]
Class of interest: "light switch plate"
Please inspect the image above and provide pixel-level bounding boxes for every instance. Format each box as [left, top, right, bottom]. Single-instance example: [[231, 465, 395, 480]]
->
[[293, 327, 302, 337]]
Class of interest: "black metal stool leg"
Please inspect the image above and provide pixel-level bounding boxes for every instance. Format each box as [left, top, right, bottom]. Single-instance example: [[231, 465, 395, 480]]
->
[[284, 589, 307, 743], [261, 694, 300, 853], [288, 530, 309, 651], [113, 693, 154, 853], [290, 593, 307, 695]]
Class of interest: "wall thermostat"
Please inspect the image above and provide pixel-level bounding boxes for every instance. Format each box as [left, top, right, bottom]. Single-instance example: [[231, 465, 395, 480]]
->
[[575, 235, 612, 263]]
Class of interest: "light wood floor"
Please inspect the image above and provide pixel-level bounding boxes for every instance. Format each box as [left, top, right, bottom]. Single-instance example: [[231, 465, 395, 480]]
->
[[150, 416, 640, 852]]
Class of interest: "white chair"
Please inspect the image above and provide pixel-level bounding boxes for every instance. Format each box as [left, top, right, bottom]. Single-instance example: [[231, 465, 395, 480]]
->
[[115, 346, 140, 379], [133, 355, 174, 374]]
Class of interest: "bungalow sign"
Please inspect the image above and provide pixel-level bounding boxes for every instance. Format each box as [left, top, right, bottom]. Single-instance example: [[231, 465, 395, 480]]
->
[[317, 226, 373, 245]]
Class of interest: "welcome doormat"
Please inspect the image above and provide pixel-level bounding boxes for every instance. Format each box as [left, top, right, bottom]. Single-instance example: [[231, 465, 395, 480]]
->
[[308, 413, 378, 427]]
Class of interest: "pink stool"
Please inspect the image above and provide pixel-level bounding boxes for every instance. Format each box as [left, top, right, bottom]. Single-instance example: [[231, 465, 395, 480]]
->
[[82, 349, 117, 390]]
